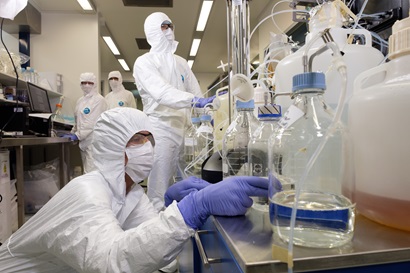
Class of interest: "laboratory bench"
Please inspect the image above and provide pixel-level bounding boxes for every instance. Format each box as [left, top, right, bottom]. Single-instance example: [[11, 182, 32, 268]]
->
[[179, 209, 410, 273], [0, 137, 71, 227]]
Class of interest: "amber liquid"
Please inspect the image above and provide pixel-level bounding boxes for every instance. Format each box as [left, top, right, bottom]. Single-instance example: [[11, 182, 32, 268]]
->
[[355, 190, 410, 232]]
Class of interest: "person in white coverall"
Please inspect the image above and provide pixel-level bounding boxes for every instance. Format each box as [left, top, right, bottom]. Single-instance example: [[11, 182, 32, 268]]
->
[[65, 72, 108, 173], [133, 12, 217, 213], [105, 70, 137, 109], [0, 107, 274, 273]]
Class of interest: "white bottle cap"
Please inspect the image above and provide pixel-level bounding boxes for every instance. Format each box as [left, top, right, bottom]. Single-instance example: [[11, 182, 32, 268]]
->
[[388, 17, 410, 59]]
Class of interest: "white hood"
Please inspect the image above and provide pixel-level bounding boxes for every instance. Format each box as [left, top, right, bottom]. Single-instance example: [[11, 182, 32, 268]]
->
[[144, 12, 178, 54], [93, 108, 154, 212]]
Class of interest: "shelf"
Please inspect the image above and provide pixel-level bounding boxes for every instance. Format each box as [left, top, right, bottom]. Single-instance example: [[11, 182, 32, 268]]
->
[[0, 71, 62, 98], [0, 71, 26, 89]]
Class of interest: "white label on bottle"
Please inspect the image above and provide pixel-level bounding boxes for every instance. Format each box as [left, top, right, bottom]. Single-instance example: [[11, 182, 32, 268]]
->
[[278, 105, 304, 130]]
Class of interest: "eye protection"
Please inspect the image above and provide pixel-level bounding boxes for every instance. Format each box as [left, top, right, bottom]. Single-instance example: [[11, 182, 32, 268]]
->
[[81, 81, 94, 85], [127, 133, 155, 147], [109, 77, 119, 81], [161, 20, 174, 31]]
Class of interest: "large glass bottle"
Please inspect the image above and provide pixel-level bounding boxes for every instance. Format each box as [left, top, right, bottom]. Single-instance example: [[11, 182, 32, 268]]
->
[[248, 104, 282, 212], [194, 114, 214, 172], [183, 117, 201, 176], [268, 72, 354, 248], [222, 99, 259, 178]]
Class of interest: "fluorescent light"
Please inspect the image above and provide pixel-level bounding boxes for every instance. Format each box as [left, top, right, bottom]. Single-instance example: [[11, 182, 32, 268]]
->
[[77, 0, 93, 11], [190, 39, 201, 56], [103, 36, 120, 55], [187, 60, 194, 68], [196, 1, 213, 31], [118, 59, 130, 71]]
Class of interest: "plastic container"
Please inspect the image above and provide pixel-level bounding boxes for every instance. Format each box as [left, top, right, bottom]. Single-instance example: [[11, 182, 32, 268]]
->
[[348, 17, 410, 232], [248, 104, 282, 211], [274, 1, 384, 120], [269, 72, 354, 248], [222, 99, 259, 178], [213, 87, 233, 151]]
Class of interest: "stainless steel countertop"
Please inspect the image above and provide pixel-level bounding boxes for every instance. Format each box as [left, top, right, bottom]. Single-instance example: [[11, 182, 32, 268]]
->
[[212, 210, 410, 273]]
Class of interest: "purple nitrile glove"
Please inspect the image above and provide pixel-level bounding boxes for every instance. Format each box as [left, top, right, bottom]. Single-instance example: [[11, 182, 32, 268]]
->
[[177, 176, 269, 229], [61, 133, 78, 141], [164, 176, 211, 207]]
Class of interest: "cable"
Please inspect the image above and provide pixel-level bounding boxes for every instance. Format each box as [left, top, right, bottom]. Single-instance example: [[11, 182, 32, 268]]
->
[[0, 18, 22, 143]]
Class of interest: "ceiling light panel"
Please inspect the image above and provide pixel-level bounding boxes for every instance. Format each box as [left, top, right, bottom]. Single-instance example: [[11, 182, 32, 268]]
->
[[103, 36, 120, 55], [118, 59, 130, 71], [196, 1, 213, 31], [77, 0, 94, 11], [190, 39, 201, 56]]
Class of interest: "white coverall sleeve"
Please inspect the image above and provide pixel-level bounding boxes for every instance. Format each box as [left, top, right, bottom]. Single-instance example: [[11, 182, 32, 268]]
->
[[44, 198, 192, 273], [134, 59, 195, 109], [128, 91, 137, 109]]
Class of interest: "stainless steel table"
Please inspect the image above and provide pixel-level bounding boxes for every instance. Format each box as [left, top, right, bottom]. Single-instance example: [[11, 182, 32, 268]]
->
[[185, 210, 410, 272], [0, 137, 70, 227]]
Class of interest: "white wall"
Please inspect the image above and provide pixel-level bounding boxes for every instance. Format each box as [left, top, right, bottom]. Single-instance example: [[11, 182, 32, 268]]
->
[[0, 31, 19, 53], [30, 13, 100, 114]]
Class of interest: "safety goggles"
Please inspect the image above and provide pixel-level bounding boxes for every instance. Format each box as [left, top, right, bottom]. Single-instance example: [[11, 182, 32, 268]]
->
[[161, 20, 174, 31], [128, 132, 155, 147], [80, 81, 94, 85]]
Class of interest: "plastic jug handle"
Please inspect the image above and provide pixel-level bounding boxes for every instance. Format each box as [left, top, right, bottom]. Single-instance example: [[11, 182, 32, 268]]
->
[[346, 28, 373, 47], [353, 63, 387, 92]]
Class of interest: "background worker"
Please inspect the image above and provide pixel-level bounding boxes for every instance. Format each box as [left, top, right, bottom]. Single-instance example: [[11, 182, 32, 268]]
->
[[0, 108, 274, 273], [64, 72, 108, 173], [133, 12, 217, 213], [105, 70, 137, 109]]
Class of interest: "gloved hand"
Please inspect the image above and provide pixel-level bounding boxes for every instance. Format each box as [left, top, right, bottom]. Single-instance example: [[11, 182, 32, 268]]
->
[[177, 176, 269, 229], [164, 176, 211, 207], [61, 133, 78, 141], [192, 95, 216, 108]]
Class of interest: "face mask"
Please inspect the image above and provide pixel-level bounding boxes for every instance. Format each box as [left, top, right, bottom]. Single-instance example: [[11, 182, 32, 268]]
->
[[109, 80, 121, 90], [163, 28, 174, 43], [125, 141, 154, 183], [81, 84, 94, 94]]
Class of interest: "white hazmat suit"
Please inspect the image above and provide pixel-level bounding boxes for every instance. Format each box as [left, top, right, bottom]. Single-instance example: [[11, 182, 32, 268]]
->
[[0, 108, 194, 272], [133, 12, 203, 212], [72, 72, 108, 173], [105, 70, 137, 109]]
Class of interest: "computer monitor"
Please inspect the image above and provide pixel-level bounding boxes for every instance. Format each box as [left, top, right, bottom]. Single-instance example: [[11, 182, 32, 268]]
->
[[27, 82, 52, 113]]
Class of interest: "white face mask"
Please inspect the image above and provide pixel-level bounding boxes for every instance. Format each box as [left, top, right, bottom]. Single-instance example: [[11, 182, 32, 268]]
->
[[125, 141, 154, 183], [163, 28, 174, 43], [109, 80, 121, 90], [81, 84, 94, 94]]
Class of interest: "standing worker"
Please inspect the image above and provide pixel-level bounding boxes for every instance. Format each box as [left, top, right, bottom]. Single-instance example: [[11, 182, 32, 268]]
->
[[133, 12, 217, 213], [65, 72, 108, 173], [105, 70, 137, 109], [0, 107, 273, 273]]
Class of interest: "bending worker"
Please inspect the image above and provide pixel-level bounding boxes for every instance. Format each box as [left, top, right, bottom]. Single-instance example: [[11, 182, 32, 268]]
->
[[105, 70, 137, 109], [133, 12, 216, 212], [65, 72, 108, 173], [0, 107, 274, 273]]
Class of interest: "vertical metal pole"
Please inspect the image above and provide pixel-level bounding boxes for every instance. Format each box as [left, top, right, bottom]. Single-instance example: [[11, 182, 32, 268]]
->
[[226, 0, 232, 124], [15, 146, 25, 227]]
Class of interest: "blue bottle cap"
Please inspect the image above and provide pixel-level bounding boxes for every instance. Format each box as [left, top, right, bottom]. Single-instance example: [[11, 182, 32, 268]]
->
[[258, 104, 282, 118], [292, 72, 326, 92], [236, 99, 255, 109], [200, 114, 212, 122], [191, 117, 200, 124]]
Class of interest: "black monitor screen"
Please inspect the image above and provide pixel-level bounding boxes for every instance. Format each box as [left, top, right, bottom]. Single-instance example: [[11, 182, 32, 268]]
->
[[27, 82, 52, 113]]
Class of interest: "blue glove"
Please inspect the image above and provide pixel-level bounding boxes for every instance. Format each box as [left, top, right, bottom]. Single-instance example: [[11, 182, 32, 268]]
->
[[61, 133, 78, 141], [177, 176, 269, 229], [192, 95, 216, 108], [164, 176, 211, 207]]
